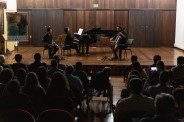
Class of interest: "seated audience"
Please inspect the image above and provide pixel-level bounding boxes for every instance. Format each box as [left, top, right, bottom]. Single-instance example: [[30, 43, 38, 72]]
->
[[114, 78, 154, 122], [29, 53, 47, 72], [36, 66, 51, 91], [131, 61, 147, 80], [53, 55, 66, 70], [140, 93, 179, 122], [0, 79, 34, 114], [65, 65, 83, 91], [72, 61, 89, 90], [122, 55, 138, 78], [150, 55, 162, 68], [0, 68, 14, 96], [0, 54, 11, 69], [47, 59, 65, 78], [22, 72, 46, 114], [46, 72, 77, 105], [147, 71, 174, 98], [12, 53, 28, 74], [173, 88, 184, 119], [16, 68, 27, 86], [156, 60, 165, 72], [171, 56, 184, 86]]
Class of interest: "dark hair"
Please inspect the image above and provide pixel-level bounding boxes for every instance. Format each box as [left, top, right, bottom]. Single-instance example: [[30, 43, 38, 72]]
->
[[51, 59, 58, 68], [53, 55, 60, 63], [46, 27, 51, 32], [156, 60, 165, 71], [177, 56, 184, 65], [173, 88, 184, 102], [102, 67, 111, 76], [0, 68, 14, 84], [34, 53, 41, 61], [75, 62, 82, 70], [131, 55, 138, 63], [25, 72, 39, 88], [155, 93, 176, 115], [48, 72, 69, 94], [153, 55, 161, 64], [15, 54, 22, 62], [132, 61, 143, 72], [64, 27, 69, 33], [16, 68, 27, 86], [159, 70, 170, 85], [65, 65, 74, 74], [3, 79, 21, 95], [129, 78, 143, 94]]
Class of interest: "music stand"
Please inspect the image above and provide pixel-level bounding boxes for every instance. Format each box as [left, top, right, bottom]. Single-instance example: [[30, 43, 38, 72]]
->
[[100, 37, 111, 61], [55, 34, 67, 60]]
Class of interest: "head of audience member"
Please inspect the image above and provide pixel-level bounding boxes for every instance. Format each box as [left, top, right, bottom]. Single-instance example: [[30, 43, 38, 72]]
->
[[64, 27, 69, 33], [0, 66, 3, 73], [34, 53, 41, 62], [25, 72, 40, 88], [173, 88, 184, 109], [155, 93, 176, 116], [159, 70, 170, 86], [3, 79, 21, 96], [75, 61, 83, 71], [0, 68, 14, 84], [129, 78, 143, 94], [37, 66, 47, 79], [156, 60, 165, 71], [53, 55, 60, 64], [48, 72, 70, 94], [16, 68, 27, 86], [177, 56, 184, 66], [0, 54, 5, 64], [153, 55, 161, 65], [50, 59, 58, 68], [14, 54, 22, 63], [46, 27, 52, 34], [132, 61, 143, 73], [65, 65, 74, 75], [131, 55, 138, 64], [102, 67, 111, 76]]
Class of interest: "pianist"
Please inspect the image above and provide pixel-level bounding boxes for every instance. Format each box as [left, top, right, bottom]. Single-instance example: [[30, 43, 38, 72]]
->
[[64, 27, 80, 54], [110, 27, 128, 60]]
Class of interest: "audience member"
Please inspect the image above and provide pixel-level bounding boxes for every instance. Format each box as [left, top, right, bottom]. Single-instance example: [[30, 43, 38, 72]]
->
[[16, 68, 27, 86], [156, 60, 165, 72], [36, 66, 51, 91], [114, 78, 154, 122], [0, 68, 14, 95], [148, 71, 174, 98], [12, 53, 28, 74], [140, 93, 179, 122], [47, 59, 65, 77], [53, 55, 66, 70], [150, 55, 162, 67], [171, 56, 184, 86], [29, 53, 47, 72], [132, 61, 147, 80], [0, 79, 34, 114], [173, 88, 184, 119], [122, 55, 138, 77], [72, 61, 89, 89], [0, 55, 11, 69], [65, 65, 83, 91]]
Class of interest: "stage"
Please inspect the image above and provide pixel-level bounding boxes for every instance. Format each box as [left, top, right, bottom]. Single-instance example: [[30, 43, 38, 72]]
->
[[4, 46, 183, 75]]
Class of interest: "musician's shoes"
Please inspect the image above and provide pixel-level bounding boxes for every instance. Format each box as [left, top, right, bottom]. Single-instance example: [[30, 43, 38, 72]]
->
[[111, 56, 118, 60]]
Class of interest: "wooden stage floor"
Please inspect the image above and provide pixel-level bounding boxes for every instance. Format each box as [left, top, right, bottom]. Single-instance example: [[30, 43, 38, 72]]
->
[[4, 46, 183, 66]]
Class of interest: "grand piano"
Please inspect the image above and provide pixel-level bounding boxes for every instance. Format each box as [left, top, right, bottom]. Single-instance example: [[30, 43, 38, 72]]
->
[[77, 28, 119, 54]]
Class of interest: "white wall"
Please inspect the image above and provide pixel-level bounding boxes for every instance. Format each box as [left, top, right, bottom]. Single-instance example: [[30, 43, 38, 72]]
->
[[174, 0, 184, 50]]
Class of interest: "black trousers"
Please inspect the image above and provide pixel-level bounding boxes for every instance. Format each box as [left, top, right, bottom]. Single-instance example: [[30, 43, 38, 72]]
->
[[44, 43, 59, 58]]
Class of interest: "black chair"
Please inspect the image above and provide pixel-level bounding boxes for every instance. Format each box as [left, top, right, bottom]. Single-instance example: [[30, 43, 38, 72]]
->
[[37, 109, 73, 122], [0, 109, 35, 122], [119, 39, 134, 60]]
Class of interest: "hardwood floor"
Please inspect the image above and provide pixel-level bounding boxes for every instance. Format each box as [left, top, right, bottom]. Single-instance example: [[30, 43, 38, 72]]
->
[[4, 47, 183, 66], [3, 46, 184, 122]]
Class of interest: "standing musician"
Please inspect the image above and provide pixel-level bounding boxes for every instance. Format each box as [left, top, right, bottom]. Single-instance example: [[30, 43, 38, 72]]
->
[[43, 27, 59, 59], [110, 26, 128, 60]]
